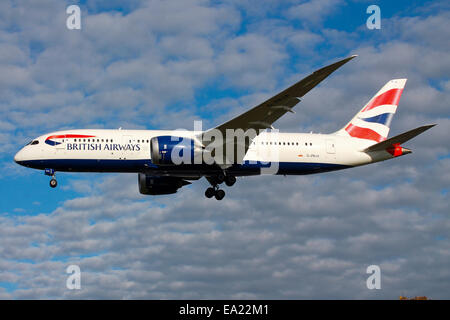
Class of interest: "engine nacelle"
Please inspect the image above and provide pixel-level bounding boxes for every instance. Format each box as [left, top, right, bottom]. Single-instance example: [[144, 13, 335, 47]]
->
[[150, 136, 200, 165], [138, 173, 191, 195]]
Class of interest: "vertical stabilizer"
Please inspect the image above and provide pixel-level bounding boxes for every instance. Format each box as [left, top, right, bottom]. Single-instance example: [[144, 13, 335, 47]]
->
[[335, 79, 407, 142]]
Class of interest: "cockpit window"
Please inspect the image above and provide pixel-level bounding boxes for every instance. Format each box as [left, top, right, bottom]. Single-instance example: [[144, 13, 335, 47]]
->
[[29, 140, 39, 145]]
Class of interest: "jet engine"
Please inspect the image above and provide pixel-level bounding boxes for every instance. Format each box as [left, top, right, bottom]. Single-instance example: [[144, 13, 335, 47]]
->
[[150, 136, 202, 165], [138, 173, 191, 195]]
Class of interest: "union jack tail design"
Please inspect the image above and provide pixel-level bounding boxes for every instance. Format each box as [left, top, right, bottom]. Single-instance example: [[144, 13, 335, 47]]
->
[[336, 79, 407, 142]]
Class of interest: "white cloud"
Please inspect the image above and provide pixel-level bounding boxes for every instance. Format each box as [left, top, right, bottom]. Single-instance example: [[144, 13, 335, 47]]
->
[[286, 0, 344, 25], [217, 33, 287, 90]]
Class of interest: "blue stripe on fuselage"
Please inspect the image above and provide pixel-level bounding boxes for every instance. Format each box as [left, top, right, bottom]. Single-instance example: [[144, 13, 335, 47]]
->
[[15, 159, 351, 176]]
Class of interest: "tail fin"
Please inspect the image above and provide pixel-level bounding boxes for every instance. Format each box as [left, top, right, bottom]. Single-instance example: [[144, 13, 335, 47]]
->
[[336, 79, 407, 142]]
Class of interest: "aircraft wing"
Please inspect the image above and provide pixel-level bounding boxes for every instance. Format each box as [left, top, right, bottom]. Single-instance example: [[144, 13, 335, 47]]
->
[[201, 55, 357, 165]]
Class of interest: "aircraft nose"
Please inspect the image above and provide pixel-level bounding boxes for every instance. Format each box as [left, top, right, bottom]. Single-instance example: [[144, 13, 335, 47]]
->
[[14, 149, 24, 164]]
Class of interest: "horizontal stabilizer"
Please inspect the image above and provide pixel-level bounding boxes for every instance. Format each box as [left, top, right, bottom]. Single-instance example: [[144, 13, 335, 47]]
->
[[363, 124, 436, 152]]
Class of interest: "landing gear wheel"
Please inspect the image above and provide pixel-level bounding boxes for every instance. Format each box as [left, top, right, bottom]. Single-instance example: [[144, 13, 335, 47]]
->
[[205, 187, 215, 198], [215, 189, 225, 200], [216, 173, 225, 184], [225, 175, 236, 187], [50, 179, 57, 188]]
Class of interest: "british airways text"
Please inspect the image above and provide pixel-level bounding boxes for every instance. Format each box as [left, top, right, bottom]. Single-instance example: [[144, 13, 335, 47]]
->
[[66, 143, 141, 151]]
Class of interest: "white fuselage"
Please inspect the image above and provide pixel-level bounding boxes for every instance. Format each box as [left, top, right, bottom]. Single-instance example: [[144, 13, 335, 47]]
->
[[14, 129, 394, 178]]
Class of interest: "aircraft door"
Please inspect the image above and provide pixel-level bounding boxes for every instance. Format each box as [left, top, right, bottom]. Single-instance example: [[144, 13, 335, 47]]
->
[[325, 139, 336, 161], [54, 134, 66, 156], [326, 139, 336, 154]]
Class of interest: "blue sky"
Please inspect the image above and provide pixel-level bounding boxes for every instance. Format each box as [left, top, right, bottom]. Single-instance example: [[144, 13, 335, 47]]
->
[[0, 0, 449, 299]]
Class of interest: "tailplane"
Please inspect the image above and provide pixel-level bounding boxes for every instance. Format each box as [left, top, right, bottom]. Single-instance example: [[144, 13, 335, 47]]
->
[[336, 79, 407, 142], [363, 124, 436, 156]]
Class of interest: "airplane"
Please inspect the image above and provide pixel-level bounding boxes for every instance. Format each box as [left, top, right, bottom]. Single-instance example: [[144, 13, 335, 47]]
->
[[14, 55, 435, 200]]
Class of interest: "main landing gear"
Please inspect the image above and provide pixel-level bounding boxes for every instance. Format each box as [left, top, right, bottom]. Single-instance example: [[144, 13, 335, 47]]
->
[[45, 168, 57, 188], [205, 186, 225, 200], [205, 174, 236, 200]]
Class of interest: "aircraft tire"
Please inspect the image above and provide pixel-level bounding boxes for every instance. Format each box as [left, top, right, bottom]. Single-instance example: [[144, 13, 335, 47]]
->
[[215, 189, 225, 200], [225, 176, 236, 187], [50, 179, 58, 188], [205, 187, 215, 198], [216, 173, 225, 184]]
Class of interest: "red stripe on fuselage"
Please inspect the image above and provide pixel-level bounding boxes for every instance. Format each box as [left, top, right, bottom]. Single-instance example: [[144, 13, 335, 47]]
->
[[46, 134, 96, 140], [345, 124, 386, 142], [361, 88, 403, 112]]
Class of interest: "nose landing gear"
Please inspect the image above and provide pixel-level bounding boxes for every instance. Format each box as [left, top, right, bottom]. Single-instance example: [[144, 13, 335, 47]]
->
[[49, 178, 58, 188], [45, 168, 58, 188]]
